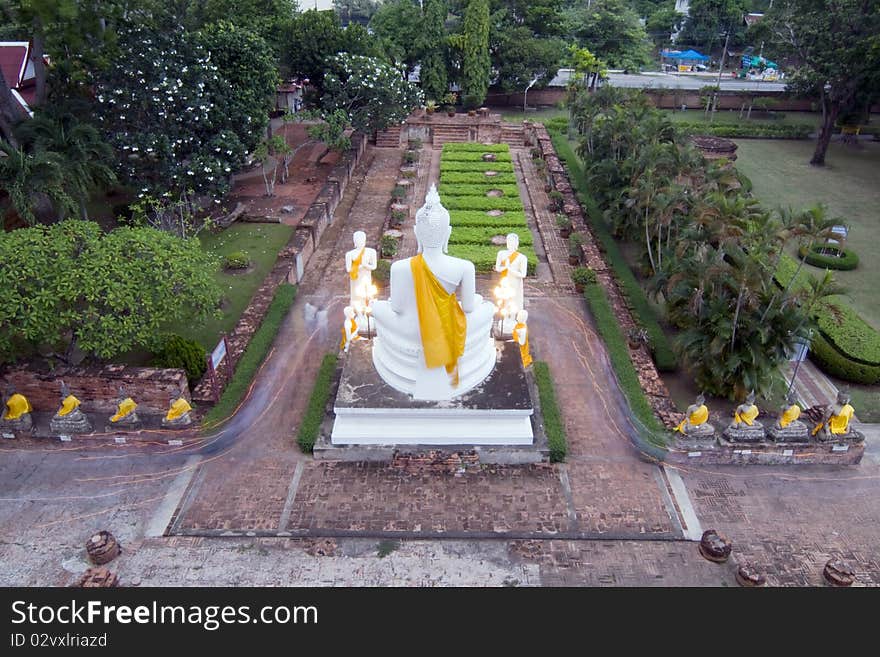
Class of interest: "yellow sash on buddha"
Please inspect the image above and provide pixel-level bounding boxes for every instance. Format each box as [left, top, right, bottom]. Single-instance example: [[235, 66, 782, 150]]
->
[[59, 394, 80, 417], [676, 404, 708, 433], [514, 322, 532, 368], [111, 398, 137, 423], [350, 247, 365, 281], [340, 318, 359, 351], [411, 254, 466, 386], [500, 251, 520, 281], [735, 404, 759, 426], [829, 404, 854, 434], [3, 393, 32, 420], [780, 404, 800, 428], [166, 398, 192, 422]]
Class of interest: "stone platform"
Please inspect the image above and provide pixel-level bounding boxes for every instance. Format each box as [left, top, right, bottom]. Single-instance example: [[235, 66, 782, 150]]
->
[[668, 431, 864, 465], [319, 340, 544, 462]]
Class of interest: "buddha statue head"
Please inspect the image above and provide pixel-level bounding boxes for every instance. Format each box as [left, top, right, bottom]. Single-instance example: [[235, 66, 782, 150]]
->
[[415, 184, 451, 254], [506, 233, 519, 252], [60, 380, 71, 400], [745, 390, 756, 406], [785, 391, 798, 406], [516, 309, 528, 324], [353, 230, 366, 250], [344, 305, 356, 321], [836, 390, 851, 405], [695, 393, 706, 407]]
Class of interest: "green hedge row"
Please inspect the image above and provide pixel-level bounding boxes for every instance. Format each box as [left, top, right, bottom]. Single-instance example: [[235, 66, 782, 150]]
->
[[446, 244, 537, 275], [808, 331, 880, 385], [440, 160, 515, 173], [449, 210, 528, 228], [816, 301, 880, 365], [448, 226, 533, 247], [296, 353, 339, 453], [440, 151, 513, 162], [677, 122, 813, 139], [443, 195, 525, 211], [442, 142, 511, 153], [440, 171, 518, 185], [533, 361, 567, 462], [202, 283, 298, 429], [800, 245, 859, 270], [583, 283, 667, 442], [548, 127, 677, 372], [439, 183, 520, 198]]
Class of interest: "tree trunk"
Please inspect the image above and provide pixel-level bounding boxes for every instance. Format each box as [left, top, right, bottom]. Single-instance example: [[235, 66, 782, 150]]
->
[[31, 20, 47, 107], [730, 285, 745, 351], [0, 66, 25, 147], [644, 206, 656, 272], [811, 101, 840, 166]]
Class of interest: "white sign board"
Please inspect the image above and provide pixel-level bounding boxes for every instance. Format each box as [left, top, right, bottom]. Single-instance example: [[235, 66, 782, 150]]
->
[[211, 338, 227, 369]]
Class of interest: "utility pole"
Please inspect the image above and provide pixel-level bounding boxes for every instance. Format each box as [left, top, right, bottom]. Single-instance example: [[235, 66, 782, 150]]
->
[[710, 28, 732, 122]]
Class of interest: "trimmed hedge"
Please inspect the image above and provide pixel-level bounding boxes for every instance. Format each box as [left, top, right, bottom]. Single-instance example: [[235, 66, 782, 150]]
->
[[202, 283, 298, 429], [449, 209, 528, 228], [548, 127, 677, 372], [808, 331, 880, 385], [439, 183, 520, 197], [800, 244, 859, 270], [816, 302, 880, 365], [296, 353, 339, 453], [443, 195, 525, 211], [152, 334, 207, 387], [442, 142, 510, 152], [447, 244, 537, 275], [440, 151, 514, 162], [676, 122, 812, 139], [448, 226, 533, 247], [440, 171, 518, 185], [440, 160, 515, 173], [533, 361, 567, 462]]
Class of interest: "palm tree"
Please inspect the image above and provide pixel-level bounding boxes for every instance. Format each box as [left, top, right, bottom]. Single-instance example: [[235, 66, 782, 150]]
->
[[15, 113, 116, 219], [0, 140, 75, 225]]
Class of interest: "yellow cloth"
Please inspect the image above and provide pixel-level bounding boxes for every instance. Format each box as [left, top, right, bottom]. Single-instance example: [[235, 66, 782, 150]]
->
[[58, 394, 80, 417], [514, 322, 532, 368], [780, 404, 800, 428], [734, 404, 759, 426], [110, 398, 137, 423], [3, 393, 32, 420], [166, 398, 192, 422], [499, 251, 520, 281], [830, 404, 854, 434], [339, 318, 359, 351], [411, 254, 466, 386], [349, 247, 365, 281], [676, 404, 709, 433]]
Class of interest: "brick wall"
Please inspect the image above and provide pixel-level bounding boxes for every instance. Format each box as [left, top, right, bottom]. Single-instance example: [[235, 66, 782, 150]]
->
[[1, 365, 188, 413]]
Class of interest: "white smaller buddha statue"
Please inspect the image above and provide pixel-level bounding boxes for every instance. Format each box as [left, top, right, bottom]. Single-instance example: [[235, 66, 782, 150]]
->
[[494, 233, 527, 334], [339, 305, 362, 353], [513, 309, 532, 369], [345, 230, 377, 312]]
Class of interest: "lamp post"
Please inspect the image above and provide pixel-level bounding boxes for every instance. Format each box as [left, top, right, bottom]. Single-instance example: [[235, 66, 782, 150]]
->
[[786, 329, 814, 400]]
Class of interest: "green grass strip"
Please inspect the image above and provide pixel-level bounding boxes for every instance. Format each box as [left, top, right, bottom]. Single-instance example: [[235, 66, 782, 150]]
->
[[296, 353, 339, 453], [443, 195, 524, 212], [449, 210, 528, 228], [440, 151, 514, 162], [448, 225, 533, 247], [548, 126, 677, 372], [440, 160, 515, 173], [533, 361, 567, 463], [442, 143, 510, 153], [446, 244, 537, 275], [440, 172, 518, 185], [202, 283, 298, 429], [583, 282, 668, 447], [439, 183, 520, 197]]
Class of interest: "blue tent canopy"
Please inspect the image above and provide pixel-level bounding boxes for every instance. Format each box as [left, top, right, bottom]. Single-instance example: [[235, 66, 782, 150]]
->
[[661, 49, 710, 61]]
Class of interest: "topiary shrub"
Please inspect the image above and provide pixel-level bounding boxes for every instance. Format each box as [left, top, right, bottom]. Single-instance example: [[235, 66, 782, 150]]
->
[[152, 334, 207, 387], [373, 258, 391, 285], [571, 266, 597, 292], [380, 234, 399, 258], [800, 244, 859, 270], [223, 250, 251, 270], [809, 331, 880, 385]]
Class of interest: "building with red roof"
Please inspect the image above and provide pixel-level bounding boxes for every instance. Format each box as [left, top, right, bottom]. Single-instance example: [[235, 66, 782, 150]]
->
[[0, 41, 39, 117]]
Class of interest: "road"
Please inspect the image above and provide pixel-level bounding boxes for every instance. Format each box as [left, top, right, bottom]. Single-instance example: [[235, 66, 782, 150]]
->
[[606, 72, 787, 92]]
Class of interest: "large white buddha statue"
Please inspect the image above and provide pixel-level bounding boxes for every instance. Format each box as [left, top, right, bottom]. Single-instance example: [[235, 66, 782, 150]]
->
[[371, 185, 496, 400]]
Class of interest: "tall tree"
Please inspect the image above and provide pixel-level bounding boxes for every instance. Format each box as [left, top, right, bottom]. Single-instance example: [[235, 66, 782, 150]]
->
[[420, 0, 449, 102], [676, 0, 748, 55], [564, 0, 653, 71], [370, 0, 425, 76], [460, 0, 491, 107], [764, 0, 880, 166]]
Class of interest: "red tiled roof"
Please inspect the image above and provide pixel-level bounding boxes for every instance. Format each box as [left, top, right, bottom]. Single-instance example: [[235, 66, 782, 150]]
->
[[0, 42, 29, 88]]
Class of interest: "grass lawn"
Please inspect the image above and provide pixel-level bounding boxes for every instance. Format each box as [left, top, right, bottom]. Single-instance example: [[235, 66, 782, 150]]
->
[[663, 108, 821, 128], [496, 107, 567, 123], [734, 139, 880, 330], [164, 223, 294, 351]]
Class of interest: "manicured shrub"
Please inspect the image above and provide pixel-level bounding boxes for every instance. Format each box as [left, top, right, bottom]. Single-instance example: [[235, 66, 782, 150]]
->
[[296, 353, 339, 453], [800, 244, 859, 270], [440, 171, 518, 186], [439, 183, 520, 197], [809, 331, 880, 385], [223, 250, 251, 270], [548, 190, 565, 212], [571, 266, 596, 289], [440, 160, 515, 173], [448, 210, 528, 228], [446, 244, 536, 275], [676, 122, 812, 139], [391, 184, 407, 200], [152, 334, 207, 387], [440, 151, 513, 162], [448, 226, 533, 246], [380, 234, 399, 258], [373, 258, 391, 286], [816, 302, 880, 366], [533, 361, 567, 462], [442, 195, 524, 211]]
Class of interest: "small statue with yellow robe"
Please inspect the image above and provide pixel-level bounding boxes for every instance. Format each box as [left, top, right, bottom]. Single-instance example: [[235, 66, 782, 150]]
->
[[723, 391, 766, 443], [49, 381, 93, 435], [812, 391, 863, 442], [768, 392, 808, 442], [162, 393, 193, 428], [513, 310, 532, 369], [1, 384, 33, 434], [675, 394, 715, 440], [108, 386, 140, 429]]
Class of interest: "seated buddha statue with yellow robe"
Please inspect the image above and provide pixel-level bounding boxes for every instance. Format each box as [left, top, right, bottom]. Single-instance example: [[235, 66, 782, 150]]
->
[[162, 394, 193, 428], [2, 385, 33, 432], [768, 392, 808, 442], [49, 381, 93, 434], [371, 185, 496, 400], [675, 394, 715, 439], [109, 387, 139, 426], [813, 391, 858, 441], [729, 391, 762, 430]]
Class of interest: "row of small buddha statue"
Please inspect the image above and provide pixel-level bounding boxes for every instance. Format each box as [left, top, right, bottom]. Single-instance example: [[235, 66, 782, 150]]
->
[[675, 390, 862, 443], [1, 382, 193, 435]]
